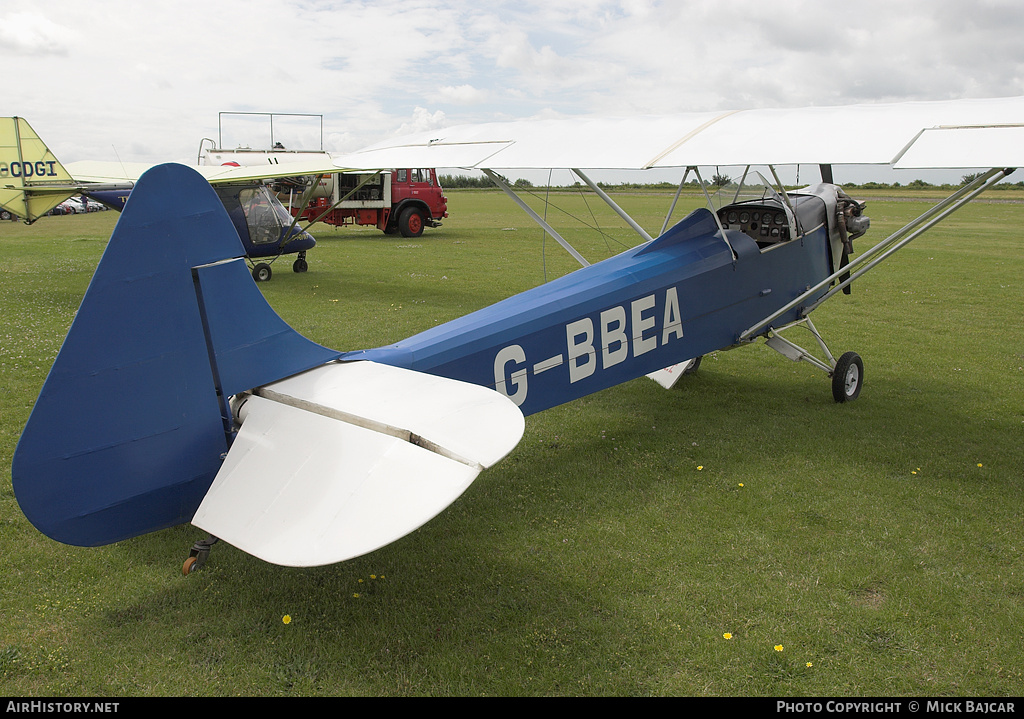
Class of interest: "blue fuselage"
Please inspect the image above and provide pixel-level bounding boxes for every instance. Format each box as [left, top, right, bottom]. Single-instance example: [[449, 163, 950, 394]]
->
[[347, 207, 833, 415]]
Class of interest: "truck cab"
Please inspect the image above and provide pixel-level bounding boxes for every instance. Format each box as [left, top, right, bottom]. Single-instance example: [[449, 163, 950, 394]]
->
[[386, 168, 448, 237]]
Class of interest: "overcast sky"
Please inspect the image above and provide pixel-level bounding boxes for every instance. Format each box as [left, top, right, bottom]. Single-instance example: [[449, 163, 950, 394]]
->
[[4, 0, 1024, 183]]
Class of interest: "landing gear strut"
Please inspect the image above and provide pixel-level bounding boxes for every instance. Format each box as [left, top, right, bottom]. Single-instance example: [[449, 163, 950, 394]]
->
[[764, 317, 864, 403]]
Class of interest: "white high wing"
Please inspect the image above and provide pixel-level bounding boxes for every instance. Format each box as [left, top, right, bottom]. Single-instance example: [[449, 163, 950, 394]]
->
[[333, 96, 1024, 170]]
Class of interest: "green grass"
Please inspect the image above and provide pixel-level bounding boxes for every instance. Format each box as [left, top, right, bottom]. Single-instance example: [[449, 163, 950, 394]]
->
[[1, 190, 1022, 696]]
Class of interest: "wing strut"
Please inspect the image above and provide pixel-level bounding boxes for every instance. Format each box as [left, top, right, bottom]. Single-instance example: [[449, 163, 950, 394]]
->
[[482, 169, 590, 267], [572, 168, 654, 244], [739, 166, 1014, 342], [659, 167, 694, 236], [692, 167, 736, 259]]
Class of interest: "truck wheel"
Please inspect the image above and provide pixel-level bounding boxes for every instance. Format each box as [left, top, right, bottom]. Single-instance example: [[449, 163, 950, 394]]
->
[[399, 207, 425, 238]]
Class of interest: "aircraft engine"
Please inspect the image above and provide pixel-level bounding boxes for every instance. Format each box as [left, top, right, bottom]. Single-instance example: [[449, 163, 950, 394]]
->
[[838, 189, 870, 241]]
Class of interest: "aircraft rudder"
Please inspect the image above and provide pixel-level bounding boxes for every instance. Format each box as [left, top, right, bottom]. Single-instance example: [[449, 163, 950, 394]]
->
[[11, 164, 248, 546], [0, 117, 77, 221], [13, 162, 347, 547]]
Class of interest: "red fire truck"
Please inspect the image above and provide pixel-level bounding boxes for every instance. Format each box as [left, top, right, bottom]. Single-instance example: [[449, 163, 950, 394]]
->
[[285, 168, 448, 237], [199, 113, 447, 238]]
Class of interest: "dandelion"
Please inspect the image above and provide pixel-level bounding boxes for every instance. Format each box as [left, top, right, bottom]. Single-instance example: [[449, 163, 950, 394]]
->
[[775, 645, 784, 652], [697, 465, 703, 471], [723, 633, 732, 640], [353, 593, 360, 598], [282, 615, 291, 625], [977, 463, 984, 468], [806, 662, 813, 668], [738, 483, 744, 487]]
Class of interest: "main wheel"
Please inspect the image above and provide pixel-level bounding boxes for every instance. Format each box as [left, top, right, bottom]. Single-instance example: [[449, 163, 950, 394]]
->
[[252, 263, 272, 282], [681, 355, 703, 375], [398, 207, 425, 238], [831, 351, 863, 403]]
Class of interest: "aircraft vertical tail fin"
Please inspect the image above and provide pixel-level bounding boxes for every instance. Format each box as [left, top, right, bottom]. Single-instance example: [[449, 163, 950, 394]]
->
[[12, 163, 342, 546], [0, 117, 80, 221]]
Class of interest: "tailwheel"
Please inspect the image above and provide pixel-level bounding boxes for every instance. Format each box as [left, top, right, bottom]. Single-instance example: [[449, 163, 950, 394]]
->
[[831, 351, 863, 403], [182, 536, 219, 575]]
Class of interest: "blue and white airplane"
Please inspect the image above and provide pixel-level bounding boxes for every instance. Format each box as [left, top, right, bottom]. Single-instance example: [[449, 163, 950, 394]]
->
[[6, 97, 1024, 572]]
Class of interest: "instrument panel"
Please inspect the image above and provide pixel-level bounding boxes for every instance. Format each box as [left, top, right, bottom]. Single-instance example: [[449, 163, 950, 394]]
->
[[718, 205, 791, 246]]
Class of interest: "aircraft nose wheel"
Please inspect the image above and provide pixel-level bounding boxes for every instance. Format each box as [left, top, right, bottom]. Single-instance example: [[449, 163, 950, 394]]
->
[[182, 536, 219, 575], [831, 351, 863, 403]]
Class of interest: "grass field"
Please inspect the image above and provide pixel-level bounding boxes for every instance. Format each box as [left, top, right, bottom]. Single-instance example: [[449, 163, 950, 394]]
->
[[1, 187, 1022, 696]]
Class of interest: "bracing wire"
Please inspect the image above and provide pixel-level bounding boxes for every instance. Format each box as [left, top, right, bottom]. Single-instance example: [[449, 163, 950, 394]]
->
[[515, 181, 633, 255]]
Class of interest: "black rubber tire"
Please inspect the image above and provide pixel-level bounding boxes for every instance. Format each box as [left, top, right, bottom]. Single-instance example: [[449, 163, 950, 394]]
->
[[398, 207, 425, 238], [831, 351, 863, 403], [252, 263, 272, 282]]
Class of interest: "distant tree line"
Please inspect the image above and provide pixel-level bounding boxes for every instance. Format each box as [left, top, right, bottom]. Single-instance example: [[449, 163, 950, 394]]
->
[[438, 172, 1024, 192], [438, 174, 496, 188]]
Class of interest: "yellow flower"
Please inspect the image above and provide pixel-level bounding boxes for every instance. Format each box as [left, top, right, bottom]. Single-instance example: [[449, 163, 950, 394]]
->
[[723, 633, 732, 640], [977, 463, 984, 468], [282, 615, 291, 625], [370, 575, 377, 580], [806, 662, 813, 668], [697, 465, 703, 471], [353, 593, 360, 598], [738, 483, 744, 487], [775, 645, 784, 652]]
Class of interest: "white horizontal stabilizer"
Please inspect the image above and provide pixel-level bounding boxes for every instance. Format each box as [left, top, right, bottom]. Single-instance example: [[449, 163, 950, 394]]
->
[[191, 361, 525, 567]]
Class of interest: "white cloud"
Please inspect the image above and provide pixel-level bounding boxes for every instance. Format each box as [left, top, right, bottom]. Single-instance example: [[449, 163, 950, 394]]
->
[[0, 11, 78, 56], [393, 107, 448, 136], [438, 84, 489, 105], [3, 0, 1024, 166]]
